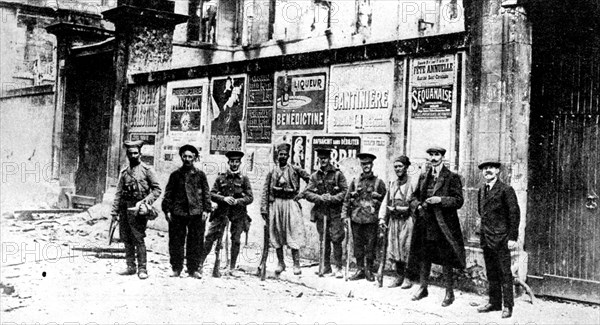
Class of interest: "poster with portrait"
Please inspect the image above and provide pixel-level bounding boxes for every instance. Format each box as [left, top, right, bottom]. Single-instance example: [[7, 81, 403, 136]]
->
[[274, 68, 327, 130], [290, 135, 307, 169], [311, 136, 361, 172], [210, 75, 246, 154], [165, 78, 208, 155]]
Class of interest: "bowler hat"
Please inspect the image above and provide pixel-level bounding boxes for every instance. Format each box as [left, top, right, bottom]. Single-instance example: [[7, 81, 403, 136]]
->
[[225, 150, 244, 159], [357, 152, 376, 162], [478, 159, 501, 170], [426, 146, 446, 156], [179, 144, 199, 157]]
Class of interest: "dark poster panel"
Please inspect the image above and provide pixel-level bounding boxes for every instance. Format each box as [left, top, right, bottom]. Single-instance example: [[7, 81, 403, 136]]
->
[[291, 135, 307, 169], [210, 76, 245, 154], [311, 136, 361, 172], [275, 72, 326, 130], [247, 74, 274, 143], [410, 85, 453, 119]]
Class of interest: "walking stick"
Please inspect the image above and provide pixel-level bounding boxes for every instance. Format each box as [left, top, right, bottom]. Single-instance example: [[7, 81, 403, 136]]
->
[[377, 220, 389, 287], [345, 219, 352, 281], [318, 214, 328, 277]]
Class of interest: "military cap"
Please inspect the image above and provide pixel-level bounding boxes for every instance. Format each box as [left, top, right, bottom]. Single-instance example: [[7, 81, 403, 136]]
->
[[315, 148, 332, 158], [478, 158, 501, 170], [179, 144, 199, 157], [276, 142, 291, 153], [357, 152, 376, 163], [426, 146, 447, 156], [225, 150, 244, 159], [124, 140, 144, 149], [393, 155, 411, 166]]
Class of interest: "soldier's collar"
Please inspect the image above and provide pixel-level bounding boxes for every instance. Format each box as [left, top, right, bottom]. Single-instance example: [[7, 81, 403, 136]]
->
[[360, 172, 375, 180], [317, 164, 335, 173]]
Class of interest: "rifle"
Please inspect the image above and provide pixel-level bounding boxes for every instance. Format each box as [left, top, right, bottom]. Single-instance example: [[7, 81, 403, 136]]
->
[[377, 219, 389, 287], [318, 214, 328, 277], [213, 217, 228, 278], [257, 214, 270, 280], [108, 217, 118, 246], [344, 218, 352, 281]]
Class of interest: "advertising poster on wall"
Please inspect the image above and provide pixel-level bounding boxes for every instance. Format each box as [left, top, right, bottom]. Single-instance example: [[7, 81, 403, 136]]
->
[[210, 75, 246, 154], [247, 74, 274, 143], [409, 55, 455, 119], [275, 69, 327, 130], [290, 135, 307, 169], [328, 60, 394, 133], [128, 84, 160, 133], [129, 133, 156, 165], [165, 78, 207, 156], [311, 136, 361, 172]]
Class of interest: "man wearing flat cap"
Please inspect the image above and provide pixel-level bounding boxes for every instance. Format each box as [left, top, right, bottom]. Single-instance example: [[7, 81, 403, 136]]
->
[[111, 140, 162, 279], [162, 144, 212, 279], [409, 146, 465, 306], [476, 159, 520, 318], [261, 142, 311, 275], [302, 148, 348, 278], [341, 152, 387, 282], [201, 150, 253, 276]]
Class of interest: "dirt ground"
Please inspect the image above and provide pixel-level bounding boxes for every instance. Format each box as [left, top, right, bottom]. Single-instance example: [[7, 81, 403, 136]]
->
[[1, 210, 598, 325]]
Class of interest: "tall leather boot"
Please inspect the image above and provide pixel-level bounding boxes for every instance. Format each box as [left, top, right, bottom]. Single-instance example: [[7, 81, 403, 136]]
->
[[137, 244, 148, 280], [441, 266, 455, 307], [275, 248, 286, 275], [388, 262, 405, 288], [365, 259, 375, 282], [412, 262, 430, 300], [118, 243, 137, 275], [291, 249, 302, 275]]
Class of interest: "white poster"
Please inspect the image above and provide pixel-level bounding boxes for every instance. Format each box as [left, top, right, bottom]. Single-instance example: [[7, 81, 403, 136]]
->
[[328, 60, 394, 133]]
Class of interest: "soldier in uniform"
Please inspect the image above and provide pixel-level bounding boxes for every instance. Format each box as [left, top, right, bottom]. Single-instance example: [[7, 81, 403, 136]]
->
[[201, 150, 253, 276], [302, 148, 348, 278], [162, 144, 212, 279], [341, 153, 387, 282], [111, 140, 162, 279], [410, 146, 465, 307], [261, 142, 311, 275], [476, 158, 520, 318]]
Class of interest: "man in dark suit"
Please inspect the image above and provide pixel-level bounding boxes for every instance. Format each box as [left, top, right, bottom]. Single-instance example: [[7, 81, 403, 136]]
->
[[476, 158, 520, 318], [409, 146, 465, 307]]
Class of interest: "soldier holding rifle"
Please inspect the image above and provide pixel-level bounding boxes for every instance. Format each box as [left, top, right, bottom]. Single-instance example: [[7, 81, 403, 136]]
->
[[302, 148, 348, 278]]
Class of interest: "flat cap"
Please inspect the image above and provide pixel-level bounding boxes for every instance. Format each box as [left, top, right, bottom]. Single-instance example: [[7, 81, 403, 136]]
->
[[426, 146, 446, 155], [478, 158, 501, 170], [357, 152, 376, 162], [315, 148, 332, 157], [179, 144, 199, 156], [277, 142, 291, 153], [124, 140, 144, 149], [225, 150, 244, 159]]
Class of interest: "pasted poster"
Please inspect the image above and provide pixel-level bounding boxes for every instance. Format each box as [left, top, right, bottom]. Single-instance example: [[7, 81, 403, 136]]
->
[[129, 133, 156, 165], [275, 69, 327, 130], [311, 136, 361, 172], [165, 78, 207, 158], [290, 135, 307, 169], [128, 84, 160, 133], [409, 55, 455, 119], [210, 75, 246, 154], [247, 74, 274, 143], [328, 60, 394, 133]]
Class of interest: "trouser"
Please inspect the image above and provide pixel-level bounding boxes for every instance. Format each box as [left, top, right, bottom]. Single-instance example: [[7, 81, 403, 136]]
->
[[119, 210, 148, 270], [168, 214, 205, 273], [316, 217, 345, 268], [351, 222, 378, 268], [203, 216, 245, 268], [483, 244, 514, 307]]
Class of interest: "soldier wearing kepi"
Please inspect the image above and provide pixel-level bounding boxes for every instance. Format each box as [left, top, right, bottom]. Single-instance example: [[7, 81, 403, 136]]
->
[[476, 158, 520, 319], [202, 150, 253, 276], [261, 142, 311, 276], [410, 146, 465, 306], [162, 144, 212, 279], [302, 148, 348, 278], [341, 153, 386, 282], [111, 140, 162, 280]]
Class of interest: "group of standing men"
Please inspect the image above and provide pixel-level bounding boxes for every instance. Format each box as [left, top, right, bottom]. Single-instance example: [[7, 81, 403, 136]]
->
[[111, 140, 520, 319]]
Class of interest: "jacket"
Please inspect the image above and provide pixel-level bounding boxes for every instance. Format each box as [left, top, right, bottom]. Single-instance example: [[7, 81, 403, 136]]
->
[[341, 172, 386, 224], [260, 164, 311, 215], [302, 164, 348, 221], [111, 163, 161, 215], [211, 170, 253, 221], [478, 180, 520, 249], [162, 166, 212, 216]]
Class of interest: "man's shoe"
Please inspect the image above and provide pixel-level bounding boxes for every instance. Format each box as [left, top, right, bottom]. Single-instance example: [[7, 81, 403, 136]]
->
[[365, 269, 375, 282], [411, 286, 429, 301], [501, 307, 513, 318], [348, 269, 366, 281], [388, 277, 404, 288], [477, 303, 502, 313], [117, 267, 136, 276], [400, 278, 413, 289], [274, 262, 286, 275], [137, 270, 148, 280], [315, 265, 333, 275], [170, 270, 181, 277], [189, 271, 202, 279], [333, 266, 343, 279], [441, 290, 455, 307], [293, 266, 302, 275]]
